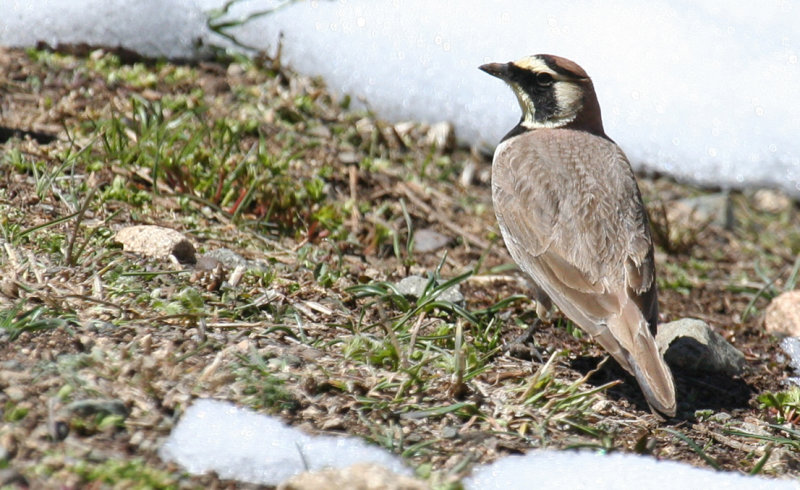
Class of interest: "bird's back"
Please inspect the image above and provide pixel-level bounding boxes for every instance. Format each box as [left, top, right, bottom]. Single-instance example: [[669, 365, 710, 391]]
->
[[493, 128, 653, 297]]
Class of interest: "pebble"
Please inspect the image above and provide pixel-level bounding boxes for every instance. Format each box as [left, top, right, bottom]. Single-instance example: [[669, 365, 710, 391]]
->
[[765, 290, 800, 337], [64, 399, 130, 418], [395, 275, 464, 304], [425, 121, 455, 152], [114, 225, 196, 263], [413, 228, 451, 253], [751, 189, 793, 214]]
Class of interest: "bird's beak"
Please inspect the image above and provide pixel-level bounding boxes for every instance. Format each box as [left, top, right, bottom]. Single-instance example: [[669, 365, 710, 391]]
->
[[479, 62, 511, 80]]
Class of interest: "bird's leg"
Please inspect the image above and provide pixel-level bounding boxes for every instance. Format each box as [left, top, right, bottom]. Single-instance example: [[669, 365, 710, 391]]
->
[[505, 286, 553, 361], [505, 318, 543, 362], [533, 290, 553, 323]]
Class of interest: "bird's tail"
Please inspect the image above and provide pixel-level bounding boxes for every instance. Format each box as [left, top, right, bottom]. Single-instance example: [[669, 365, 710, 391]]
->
[[604, 302, 676, 417], [629, 328, 676, 417]]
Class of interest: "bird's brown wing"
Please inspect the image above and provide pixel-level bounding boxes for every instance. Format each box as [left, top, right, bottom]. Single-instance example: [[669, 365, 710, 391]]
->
[[493, 129, 675, 415], [492, 129, 654, 318]]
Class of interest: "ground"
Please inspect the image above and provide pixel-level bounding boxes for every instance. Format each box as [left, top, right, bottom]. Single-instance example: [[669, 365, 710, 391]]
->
[[0, 46, 799, 488]]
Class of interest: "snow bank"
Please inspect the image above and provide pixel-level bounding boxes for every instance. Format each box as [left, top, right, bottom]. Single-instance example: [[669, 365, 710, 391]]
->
[[2, 0, 800, 193], [1, 0, 208, 59]]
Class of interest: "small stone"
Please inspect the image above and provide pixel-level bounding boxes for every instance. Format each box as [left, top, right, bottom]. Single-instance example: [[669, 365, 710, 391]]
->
[[338, 151, 360, 164], [425, 121, 455, 152], [667, 192, 734, 230], [114, 225, 196, 263], [320, 417, 345, 430], [308, 125, 332, 139], [765, 291, 800, 337], [0, 468, 27, 487], [710, 412, 732, 423], [413, 228, 451, 253], [64, 399, 130, 419], [441, 426, 459, 439], [355, 117, 377, 141], [656, 318, 745, 375], [380, 124, 405, 150], [278, 463, 428, 490], [129, 430, 145, 446], [393, 121, 416, 139], [459, 160, 477, 187], [0, 360, 24, 371], [395, 275, 464, 304], [84, 320, 116, 334], [195, 255, 224, 273], [226, 62, 245, 77], [752, 189, 793, 214], [0, 433, 16, 459], [0, 278, 18, 299], [5, 386, 25, 402]]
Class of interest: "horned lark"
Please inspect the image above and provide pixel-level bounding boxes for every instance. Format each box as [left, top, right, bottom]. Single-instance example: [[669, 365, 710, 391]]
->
[[481, 54, 676, 416]]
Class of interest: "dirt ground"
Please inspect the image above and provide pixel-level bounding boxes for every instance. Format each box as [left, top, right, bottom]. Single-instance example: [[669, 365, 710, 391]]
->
[[0, 46, 799, 488]]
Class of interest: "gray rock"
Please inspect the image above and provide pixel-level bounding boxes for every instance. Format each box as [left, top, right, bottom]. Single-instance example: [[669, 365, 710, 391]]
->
[[84, 320, 117, 334], [200, 248, 247, 269], [656, 318, 745, 375], [667, 192, 734, 230], [413, 228, 451, 253], [0, 360, 24, 371], [710, 412, 732, 423], [0, 468, 27, 487], [338, 151, 360, 164], [198, 248, 269, 275], [395, 275, 464, 304], [64, 398, 130, 419], [441, 426, 459, 439], [307, 124, 332, 139]]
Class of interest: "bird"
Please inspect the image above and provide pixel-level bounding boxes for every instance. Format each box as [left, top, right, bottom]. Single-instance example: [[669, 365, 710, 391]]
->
[[480, 54, 676, 417]]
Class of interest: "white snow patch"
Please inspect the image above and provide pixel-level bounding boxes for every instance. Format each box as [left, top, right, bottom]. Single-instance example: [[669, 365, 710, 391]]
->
[[463, 450, 799, 490], [780, 336, 800, 387], [1, 0, 209, 59], [158, 398, 410, 486]]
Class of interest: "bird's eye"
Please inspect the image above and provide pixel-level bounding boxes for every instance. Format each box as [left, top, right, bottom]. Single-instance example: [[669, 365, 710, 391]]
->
[[536, 72, 554, 85]]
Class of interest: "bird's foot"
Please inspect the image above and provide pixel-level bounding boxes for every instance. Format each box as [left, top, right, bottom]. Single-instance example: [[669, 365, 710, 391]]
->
[[504, 318, 544, 362]]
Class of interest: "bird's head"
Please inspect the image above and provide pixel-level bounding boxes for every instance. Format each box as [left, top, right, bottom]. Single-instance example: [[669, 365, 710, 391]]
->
[[480, 54, 605, 136]]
